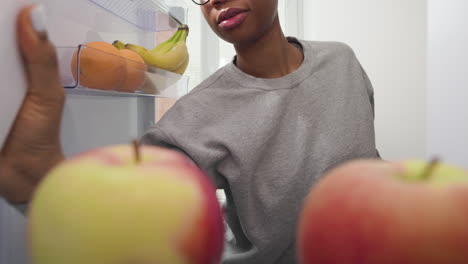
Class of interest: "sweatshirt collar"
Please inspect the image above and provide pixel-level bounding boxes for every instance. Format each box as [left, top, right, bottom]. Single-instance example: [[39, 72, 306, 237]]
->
[[224, 37, 315, 90]]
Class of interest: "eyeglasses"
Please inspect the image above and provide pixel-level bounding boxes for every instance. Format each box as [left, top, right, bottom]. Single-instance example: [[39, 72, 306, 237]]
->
[[192, 0, 210, 5]]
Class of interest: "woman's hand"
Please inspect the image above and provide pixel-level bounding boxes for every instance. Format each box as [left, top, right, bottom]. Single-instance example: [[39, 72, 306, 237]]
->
[[0, 5, 65, 204]]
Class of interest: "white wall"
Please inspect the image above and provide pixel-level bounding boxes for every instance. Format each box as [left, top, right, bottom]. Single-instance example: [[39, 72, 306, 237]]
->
[[427, 0, 468, 167], [303, 0, 427, 161]]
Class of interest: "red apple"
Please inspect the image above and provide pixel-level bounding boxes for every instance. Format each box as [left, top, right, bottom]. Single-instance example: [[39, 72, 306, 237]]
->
[[28, 142, 224, 264], [298, 159, 468, 264]]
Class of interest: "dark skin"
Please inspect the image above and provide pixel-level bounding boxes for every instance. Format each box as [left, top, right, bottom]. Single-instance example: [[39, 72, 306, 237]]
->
[[201, 0, 304, 78], [0, 5, 65, 204], [0, 1, 303, 204]]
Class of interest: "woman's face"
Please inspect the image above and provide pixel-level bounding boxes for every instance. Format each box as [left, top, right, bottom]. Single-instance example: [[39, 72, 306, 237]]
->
[[200, 0, 279, 45]]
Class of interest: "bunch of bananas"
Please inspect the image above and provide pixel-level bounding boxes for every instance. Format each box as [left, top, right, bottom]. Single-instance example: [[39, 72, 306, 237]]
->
[[113, 25, 189, 75]]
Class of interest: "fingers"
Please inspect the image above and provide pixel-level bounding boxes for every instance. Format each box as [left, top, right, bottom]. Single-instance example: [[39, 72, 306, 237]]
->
[[16, 5, 64, 102]]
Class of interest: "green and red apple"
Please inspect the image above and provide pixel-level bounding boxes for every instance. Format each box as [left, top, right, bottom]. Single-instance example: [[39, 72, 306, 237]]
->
[[27, 143, 224, 264], [298, 158, 468, 264]]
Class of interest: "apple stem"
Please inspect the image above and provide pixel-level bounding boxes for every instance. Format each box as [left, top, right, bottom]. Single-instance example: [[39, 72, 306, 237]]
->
[[132, 139, 141, 164], [420, 157, 440, 180]]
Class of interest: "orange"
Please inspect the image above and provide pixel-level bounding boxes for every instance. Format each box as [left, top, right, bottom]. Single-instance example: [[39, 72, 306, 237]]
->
[[71, 41, 125, 90], [118, 49, 147, 92]]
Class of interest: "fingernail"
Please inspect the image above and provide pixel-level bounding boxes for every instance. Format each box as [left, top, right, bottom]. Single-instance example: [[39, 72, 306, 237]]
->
[[30, 4, 48, 34]]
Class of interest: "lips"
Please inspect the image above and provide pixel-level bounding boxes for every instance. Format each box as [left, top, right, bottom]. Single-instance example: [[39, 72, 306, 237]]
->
[[217, 8, 248, 24]]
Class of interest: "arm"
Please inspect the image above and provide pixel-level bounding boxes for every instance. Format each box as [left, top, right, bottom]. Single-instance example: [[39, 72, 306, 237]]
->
[[0, 5, 65, 213]]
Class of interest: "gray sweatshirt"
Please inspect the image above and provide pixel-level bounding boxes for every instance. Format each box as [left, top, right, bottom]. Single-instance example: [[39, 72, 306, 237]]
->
[[141, 37, 380, 264]]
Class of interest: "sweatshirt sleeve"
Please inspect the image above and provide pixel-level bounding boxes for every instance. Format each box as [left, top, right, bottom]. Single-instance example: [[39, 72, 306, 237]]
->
[[140, 125, 195, 163], [139, 96, 228, 190], [358, 63, 375, 120], [358, 62, 381, 159], [141, 124, 227, 189]]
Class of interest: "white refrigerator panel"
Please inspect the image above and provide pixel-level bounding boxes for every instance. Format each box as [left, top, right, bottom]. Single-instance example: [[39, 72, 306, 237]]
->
[[0, 0, 169, 263], [61, 94, 155, 157], [0, 0, 31, 150]]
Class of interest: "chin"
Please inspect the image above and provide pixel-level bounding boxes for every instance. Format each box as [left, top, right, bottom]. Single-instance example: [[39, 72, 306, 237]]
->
[[208, 17, 258, 46], [218, 28, 267, 47]]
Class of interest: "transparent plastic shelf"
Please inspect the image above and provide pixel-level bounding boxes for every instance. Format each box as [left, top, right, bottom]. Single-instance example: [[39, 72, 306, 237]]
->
[[89, 0, 187, 32], [58, 45, 189, 98]]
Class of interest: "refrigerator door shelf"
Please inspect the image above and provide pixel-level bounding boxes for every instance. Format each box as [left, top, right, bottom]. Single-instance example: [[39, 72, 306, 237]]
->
[[59, 45, 189, 98], [90, 0, 187, 32]]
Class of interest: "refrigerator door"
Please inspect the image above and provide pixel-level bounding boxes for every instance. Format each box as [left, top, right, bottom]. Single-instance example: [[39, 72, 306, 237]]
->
[[0, 0, 187, 263], [0, 2, 31, 264], [0, 0, 31, 150]]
